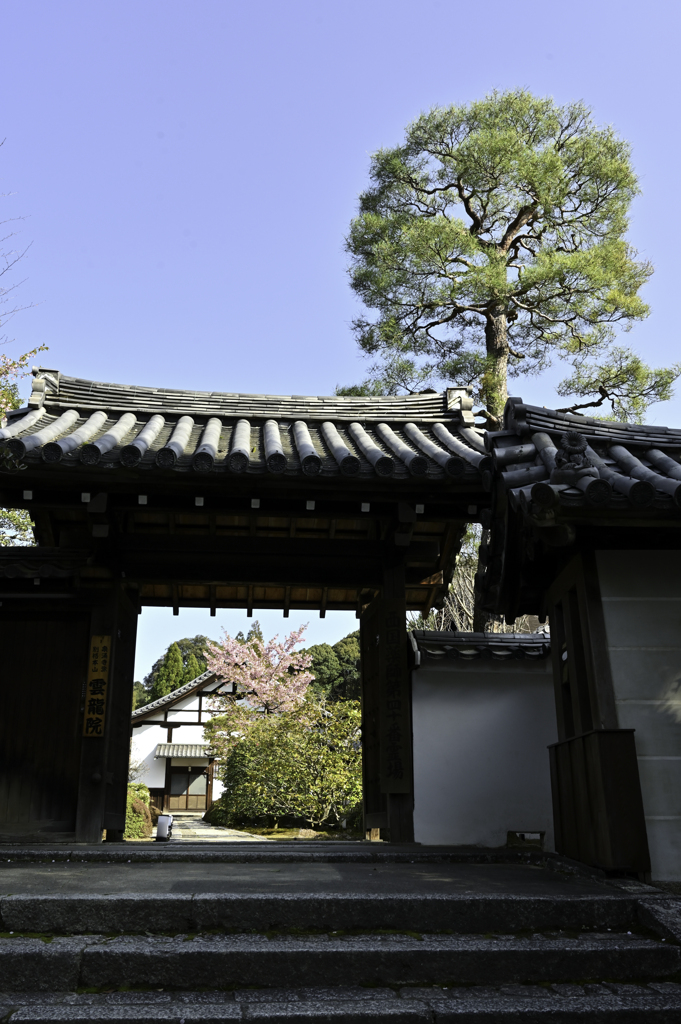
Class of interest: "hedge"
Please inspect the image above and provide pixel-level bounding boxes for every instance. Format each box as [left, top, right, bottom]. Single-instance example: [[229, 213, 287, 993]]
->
[[124, 783, 153, 839]]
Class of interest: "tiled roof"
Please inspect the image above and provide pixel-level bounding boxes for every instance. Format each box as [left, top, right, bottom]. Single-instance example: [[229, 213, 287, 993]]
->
[[410, 630, 551, 665], [154, 743, 210, 759], [0, 370, 490, 483], [131, 670, 217, 720], [487, 398, 681, 514]]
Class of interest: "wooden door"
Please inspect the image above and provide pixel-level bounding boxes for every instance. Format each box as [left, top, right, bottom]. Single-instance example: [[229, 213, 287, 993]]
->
[[167, 766, 208, 811]]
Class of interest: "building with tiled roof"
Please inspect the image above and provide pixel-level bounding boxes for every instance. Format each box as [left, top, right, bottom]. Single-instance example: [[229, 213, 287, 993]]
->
[[131, 669, 233, 815]]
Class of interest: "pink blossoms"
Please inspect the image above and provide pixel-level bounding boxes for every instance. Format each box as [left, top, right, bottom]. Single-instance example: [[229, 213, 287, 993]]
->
[[206, 625, 314, 714]]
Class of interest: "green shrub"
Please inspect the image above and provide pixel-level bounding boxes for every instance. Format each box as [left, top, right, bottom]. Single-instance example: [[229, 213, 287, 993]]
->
[[208, 699, 362, 829], [127, 782, 150, 805], [124, 785, 152, 839]]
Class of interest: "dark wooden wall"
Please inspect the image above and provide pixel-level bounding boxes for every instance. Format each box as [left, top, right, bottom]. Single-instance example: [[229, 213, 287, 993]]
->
[[0, 604, 89, 840], [547, 554, 650, 877]]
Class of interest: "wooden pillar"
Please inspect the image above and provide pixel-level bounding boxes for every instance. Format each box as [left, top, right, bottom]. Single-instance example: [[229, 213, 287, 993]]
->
[[547, 553, 650, 876], [104, 588, 138, 840], [75, 585, 138, 843], [360, 598, 387, 833], [360, 557, 414, 843]]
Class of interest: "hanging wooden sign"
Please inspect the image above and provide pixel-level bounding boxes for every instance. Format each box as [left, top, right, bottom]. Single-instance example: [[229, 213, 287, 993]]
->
[[83, 634, 111, 737]]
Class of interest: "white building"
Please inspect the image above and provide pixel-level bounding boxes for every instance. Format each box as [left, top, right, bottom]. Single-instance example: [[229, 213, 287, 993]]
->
[[130, 670, 234, 815]]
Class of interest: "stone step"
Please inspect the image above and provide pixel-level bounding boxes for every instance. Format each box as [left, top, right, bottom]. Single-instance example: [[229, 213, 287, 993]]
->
[[3, 983, 681, 1022], [0, 932, 677, 992], [0, 892, 644, 935], [0, 844, 588, 865]]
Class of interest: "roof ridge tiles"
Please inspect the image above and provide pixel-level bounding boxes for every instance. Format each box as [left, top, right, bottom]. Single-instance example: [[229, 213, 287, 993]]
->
[[131, 670, 217, 718]]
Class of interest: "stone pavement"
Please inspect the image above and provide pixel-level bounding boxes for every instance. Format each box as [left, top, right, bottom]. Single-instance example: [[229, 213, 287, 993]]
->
[[0, 855, 620, 896], [163, 814, 272, 843]]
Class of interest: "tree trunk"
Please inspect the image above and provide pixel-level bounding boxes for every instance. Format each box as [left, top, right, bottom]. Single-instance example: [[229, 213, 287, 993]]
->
[[482, 309, 508, 423]]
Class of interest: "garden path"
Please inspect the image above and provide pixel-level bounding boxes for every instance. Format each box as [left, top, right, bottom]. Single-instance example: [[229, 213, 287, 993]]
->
[[162, 813, 272, 843]]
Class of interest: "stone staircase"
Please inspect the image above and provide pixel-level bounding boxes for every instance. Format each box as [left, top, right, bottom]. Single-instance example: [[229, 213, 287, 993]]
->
[[1, 851, 681, 1021]]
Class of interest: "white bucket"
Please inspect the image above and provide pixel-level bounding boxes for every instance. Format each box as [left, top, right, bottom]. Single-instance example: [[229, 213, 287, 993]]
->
[[155, 813, 173, 841]]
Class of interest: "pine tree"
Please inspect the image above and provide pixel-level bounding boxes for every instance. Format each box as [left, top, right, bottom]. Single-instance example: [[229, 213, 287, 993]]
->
[[150, 642, 184, 701], [143, 635, 211, 702], [344, 90, 678, 425], [182, 652, 201, 685]]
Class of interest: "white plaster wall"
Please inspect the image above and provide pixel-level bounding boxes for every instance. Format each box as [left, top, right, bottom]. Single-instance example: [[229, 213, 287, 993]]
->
[[130, 723, 167, 787], [412, 657, 557, 848], [131, 694, 222, 797], [596, 550, 681, 881]]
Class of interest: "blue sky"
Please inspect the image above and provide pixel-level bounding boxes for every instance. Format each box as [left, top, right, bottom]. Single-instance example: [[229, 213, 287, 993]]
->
[[2, 0, 680, 677]]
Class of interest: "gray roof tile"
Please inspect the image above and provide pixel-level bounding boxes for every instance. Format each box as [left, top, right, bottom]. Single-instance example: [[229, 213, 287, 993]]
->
[[0, 370, 487, 482]]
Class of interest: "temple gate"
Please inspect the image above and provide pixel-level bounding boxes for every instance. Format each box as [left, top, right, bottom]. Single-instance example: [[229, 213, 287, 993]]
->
[[0, 369, 488, 843]]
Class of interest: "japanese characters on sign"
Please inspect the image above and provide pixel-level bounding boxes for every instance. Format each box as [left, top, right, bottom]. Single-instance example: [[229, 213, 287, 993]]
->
[[83, 634, 111, 737]]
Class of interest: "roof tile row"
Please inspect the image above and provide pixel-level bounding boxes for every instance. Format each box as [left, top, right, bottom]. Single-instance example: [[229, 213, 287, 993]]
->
[[0, 372, 489, 482]]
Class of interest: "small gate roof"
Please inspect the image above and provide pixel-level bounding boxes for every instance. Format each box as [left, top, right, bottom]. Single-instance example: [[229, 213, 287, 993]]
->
[[410, 630, 551, 664], [153, 743, 210, 759]]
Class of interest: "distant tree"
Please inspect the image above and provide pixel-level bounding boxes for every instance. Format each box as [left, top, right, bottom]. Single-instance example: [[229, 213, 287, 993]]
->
[[0, 507, 33, 546], [331, 632, 361, 700], [142, 634, 212, 703], [149, 642, 184, 701], [131, 680, 148, 711], [205, 625, 361, 831], [182, 652, 202, 685], [234, 620, 264, 648], [306, 632, 361, 702], [344, 90, 678, 425], [306, 643, 341, 700]]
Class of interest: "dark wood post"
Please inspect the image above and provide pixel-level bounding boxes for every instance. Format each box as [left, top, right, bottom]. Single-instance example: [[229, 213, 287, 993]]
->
[[104, 588, 138, 840], [360, 557, 414, 843], [75, 584, 138, 843], [360, 597, 387, 834], [379, 557, 414, 843]]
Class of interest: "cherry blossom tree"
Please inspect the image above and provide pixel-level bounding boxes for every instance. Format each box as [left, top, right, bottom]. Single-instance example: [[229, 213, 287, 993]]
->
[[206, 624, 314, 716]]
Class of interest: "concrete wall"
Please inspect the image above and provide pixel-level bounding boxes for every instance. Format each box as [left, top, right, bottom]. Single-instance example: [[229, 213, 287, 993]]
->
[[412, 655, 557, 848], [596, 550, 681, 881]]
